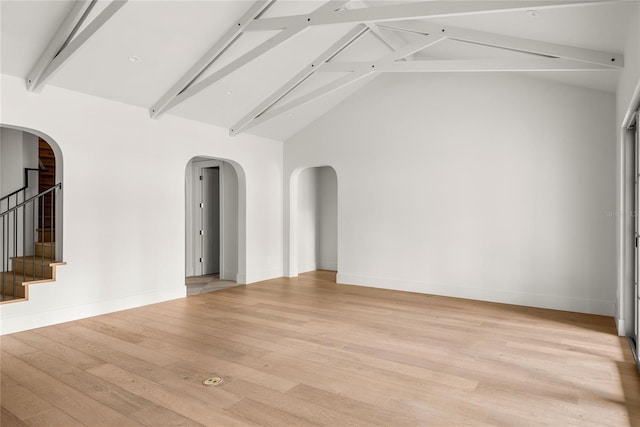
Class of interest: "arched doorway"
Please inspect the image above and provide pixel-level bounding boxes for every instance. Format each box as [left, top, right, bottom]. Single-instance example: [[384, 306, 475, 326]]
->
[[185, 157, 245, 294], [0, 125, 63, 301], [290, 166, 338, 276]]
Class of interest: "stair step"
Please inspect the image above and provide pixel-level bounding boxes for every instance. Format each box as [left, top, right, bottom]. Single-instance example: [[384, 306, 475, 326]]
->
[[0, 272, 26, 298], [35, 242, 55, 258], [37, 228, 55, 242], [11, 256, 54, 279]]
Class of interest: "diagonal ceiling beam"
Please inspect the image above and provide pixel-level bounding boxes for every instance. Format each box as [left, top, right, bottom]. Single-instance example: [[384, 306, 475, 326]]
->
[[154, 0, 352, 118], [319, 58, 614, 73], [29, 0, 127, 93], [245, 0, 611, 31], [150, 0, 275, 119], [230, 24, 369, 136], [159, 26, 305, 116], [232, 33, 446, 135], [348, 0, 405, 53], [27, 0, 96, 92], [378, 20, 624, 68]]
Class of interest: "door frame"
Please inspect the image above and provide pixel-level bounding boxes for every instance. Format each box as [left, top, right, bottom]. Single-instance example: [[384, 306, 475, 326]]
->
[[619, 79, 640, 372], [286, 165, 339, 277], [190, 159, 225, 278]]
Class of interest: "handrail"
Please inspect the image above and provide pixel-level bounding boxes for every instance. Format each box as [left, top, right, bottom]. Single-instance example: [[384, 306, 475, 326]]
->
[[0, 183, 61, 218], [0, 168, 41, 206], [1, 180, 61, 301]]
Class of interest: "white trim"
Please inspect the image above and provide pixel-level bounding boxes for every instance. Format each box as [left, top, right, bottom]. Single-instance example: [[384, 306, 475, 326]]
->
[[0, 286, 185, 336], [617, 81, 640, 337], [336, 273, 615, 316]]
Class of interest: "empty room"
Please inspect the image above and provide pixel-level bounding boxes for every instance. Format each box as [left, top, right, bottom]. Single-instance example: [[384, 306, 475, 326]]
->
[[1, 0, 640, 425]]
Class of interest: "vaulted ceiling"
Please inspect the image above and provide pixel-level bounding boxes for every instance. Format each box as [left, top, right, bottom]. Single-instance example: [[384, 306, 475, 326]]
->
[[1, 0, 636, 141]]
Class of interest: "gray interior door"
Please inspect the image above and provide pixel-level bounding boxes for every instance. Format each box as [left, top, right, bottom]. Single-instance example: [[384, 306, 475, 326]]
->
[[201, 167, 220, 275]]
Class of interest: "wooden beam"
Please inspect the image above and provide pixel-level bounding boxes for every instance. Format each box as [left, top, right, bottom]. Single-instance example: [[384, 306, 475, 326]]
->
[[230, 24, 369, 136], [26, 0, 95, 92], [150, 0, 275, 118], [32, 1, 128, 92], [378, 20, 624, 68], [245, 0, 608, 31]]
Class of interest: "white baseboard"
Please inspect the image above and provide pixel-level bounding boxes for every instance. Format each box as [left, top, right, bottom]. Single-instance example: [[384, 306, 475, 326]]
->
[[239, 268, 283, 285], [337, 273, 615, 316], [617, 318, 627, 336], [0, 286, 185, 335]]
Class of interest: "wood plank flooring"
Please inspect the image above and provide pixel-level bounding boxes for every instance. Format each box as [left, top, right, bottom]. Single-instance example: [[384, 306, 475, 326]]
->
[[2, 270, 639, 426]]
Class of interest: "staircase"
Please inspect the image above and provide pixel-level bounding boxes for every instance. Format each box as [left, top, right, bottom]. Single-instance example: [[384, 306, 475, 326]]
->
[[1, 140, 63, 303], [1, 240, 56, 301], [0, 187, 62, 303]]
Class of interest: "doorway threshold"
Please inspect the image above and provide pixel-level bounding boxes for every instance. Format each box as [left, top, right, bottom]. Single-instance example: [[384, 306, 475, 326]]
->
[[185, 274, 238, 296]]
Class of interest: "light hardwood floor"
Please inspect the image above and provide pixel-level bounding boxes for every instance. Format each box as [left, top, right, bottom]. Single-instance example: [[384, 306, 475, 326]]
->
[[2, 270, 639, 426]]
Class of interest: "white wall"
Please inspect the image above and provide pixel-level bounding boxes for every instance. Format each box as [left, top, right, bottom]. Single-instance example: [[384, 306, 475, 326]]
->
[[616, 4, 640, 335], [286, 72, 616, 316], [0, 74, 283, 334], [296, 166, 338, 273], [0, 127, 38, 199]]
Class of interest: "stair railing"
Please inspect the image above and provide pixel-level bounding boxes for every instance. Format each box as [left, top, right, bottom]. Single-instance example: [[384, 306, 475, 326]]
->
[[0, 168, 41, 215], [1, 183, 61, 301]]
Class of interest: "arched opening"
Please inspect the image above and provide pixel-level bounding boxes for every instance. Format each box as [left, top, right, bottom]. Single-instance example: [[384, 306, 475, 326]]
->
[[290, 166, 338, 276], [185, 156, 246, 294], [0, 125, 63, 301]]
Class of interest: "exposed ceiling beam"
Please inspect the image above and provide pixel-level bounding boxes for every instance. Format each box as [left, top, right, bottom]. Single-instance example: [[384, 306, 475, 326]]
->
[[160, 26, 305, 115], [378, 20, 624, 68], [26, 0, 96, 92], [367, 24, 407, 53], [150, 0, 275, 119], [230, 24, 369, 136], [240, 72, 375, 133], [319, 58, 614, 73], [245, 0, 610, 31], [348, 0, 405, 53], [29, 1, 127, 93], [233, 34, 446, 135], [154, 0, 351, 118]]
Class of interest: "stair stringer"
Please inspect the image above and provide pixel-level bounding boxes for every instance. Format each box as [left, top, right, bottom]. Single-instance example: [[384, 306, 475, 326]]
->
[[0, 262, 66, 305]]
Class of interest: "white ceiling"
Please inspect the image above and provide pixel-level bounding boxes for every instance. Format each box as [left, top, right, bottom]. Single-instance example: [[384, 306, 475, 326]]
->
[[1, 0, 637, 141]]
